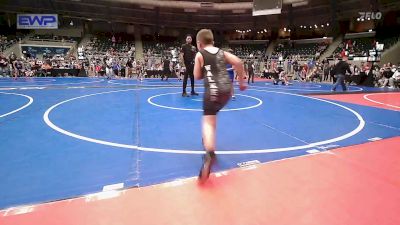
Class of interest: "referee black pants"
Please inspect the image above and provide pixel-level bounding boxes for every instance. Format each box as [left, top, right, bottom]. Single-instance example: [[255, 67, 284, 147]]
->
[[183, 62, 195, 93]]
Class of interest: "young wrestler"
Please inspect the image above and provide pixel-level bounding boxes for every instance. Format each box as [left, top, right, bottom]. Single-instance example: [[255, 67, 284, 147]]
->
[[193, 29, 247, 181]]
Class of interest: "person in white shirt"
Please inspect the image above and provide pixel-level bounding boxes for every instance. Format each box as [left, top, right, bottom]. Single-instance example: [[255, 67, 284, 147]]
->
[[105, 57, 113, 79], [389, 66, 400, 88]]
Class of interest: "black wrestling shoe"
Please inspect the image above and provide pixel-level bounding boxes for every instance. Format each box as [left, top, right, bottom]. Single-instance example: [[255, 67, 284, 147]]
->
[[182, 92, 189, 97], [190, 91, 199, 96], [198, 151, 216, 182]]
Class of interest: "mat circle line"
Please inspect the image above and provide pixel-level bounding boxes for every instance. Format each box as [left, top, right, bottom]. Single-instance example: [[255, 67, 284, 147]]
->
[[43, 87, 365, 154], [0, 92, 34, 118], [147, 92, 263, 111], [363, 93, 400, 110]]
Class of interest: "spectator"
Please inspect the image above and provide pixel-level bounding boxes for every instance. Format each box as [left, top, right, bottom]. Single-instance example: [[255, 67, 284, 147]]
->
[[389, 66, 400, 88], [0, 53, 9, 76]]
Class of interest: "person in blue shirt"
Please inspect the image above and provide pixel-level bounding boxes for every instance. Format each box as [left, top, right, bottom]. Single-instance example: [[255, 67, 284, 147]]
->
[[226, 49, 236, 100]]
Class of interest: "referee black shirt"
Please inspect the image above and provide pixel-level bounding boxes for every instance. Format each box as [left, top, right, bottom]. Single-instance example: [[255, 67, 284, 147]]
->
[[181, 44, 196, 65]]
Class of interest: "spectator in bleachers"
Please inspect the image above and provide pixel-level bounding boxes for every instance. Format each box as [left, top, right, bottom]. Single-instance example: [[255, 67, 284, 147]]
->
[[247, 61, 255, 84], [348, 65, 361, 85], [0, 53, 9, 76], [322, 59, 330, 81], [286, 57, 292, 74], [125, 58, 134, 78], [308, 66, 322, 82], [0, 35, 23, 52], [389, 65, 400, 88], [42, 60, 52, 70], [105, 57, 113, 79], [13, 58, 25, 79], [380, 64, 396, 87], [112, 60, 121, 77], [378, 64, 390, 87], [8, 52, 17, 75], [161, 56, 171, 81], [112, 35, 116, 47], [292, 59, 301, 80], [94, 63, 102, 77]]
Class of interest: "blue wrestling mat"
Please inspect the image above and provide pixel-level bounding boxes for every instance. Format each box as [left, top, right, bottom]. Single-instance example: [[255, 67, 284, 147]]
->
[[0, 77, 399, 209]]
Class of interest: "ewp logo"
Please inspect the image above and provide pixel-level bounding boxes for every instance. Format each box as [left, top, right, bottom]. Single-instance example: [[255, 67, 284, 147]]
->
[[17, 14, 58, 29]]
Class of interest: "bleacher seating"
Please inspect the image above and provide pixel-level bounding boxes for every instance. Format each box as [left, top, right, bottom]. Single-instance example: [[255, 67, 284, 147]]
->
[[275, 42, 327, 59], [143, 42, 180, 57], [331, 36, 399, 58], [80, 34, 135, 65], [229, 44, 266, 59], [378, 36, 399, 50], [332, 37, 374, 57], [29, 34, 81, 43], [0, 34, 24, 52]]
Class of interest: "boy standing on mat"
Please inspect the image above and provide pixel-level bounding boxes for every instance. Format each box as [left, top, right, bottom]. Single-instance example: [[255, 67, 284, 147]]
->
[[193, 29, 247, 182]]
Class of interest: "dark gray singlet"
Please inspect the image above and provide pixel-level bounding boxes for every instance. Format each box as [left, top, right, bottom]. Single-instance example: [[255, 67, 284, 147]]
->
[[199, 48, 232, 115]]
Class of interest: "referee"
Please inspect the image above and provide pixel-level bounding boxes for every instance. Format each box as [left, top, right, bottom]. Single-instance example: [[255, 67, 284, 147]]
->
[[180, 34, 199, 97]]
